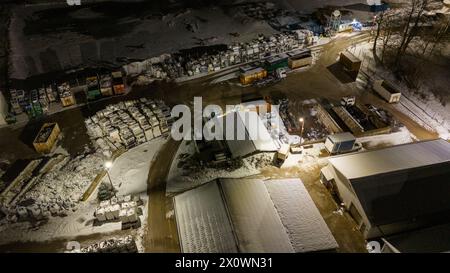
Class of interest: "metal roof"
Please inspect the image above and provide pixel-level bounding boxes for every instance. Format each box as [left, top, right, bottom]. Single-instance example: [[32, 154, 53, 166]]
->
[[328, 139, 450, 180], [327, 132, 355, 143], [383, 223, 450, 253]]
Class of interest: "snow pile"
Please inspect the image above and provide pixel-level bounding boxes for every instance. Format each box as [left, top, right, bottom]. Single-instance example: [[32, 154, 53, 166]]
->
[[358, 126, 413, 148]]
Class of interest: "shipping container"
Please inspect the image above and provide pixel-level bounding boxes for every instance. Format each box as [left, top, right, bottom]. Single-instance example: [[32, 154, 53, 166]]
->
[[288, 49, 313, 69], [86, 76, 102, 101], [339, 51, 361, 80], [264, 53, 289, 73], [112, 71, 126, 95], [100, 74, 114, 97], [33, 123, 61, 153], [240, 67, 268, 85], [373, 80, 402, 103]]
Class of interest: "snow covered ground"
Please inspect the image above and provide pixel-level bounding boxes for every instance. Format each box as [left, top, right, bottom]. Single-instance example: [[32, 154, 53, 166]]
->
[[279, 0, 372, 13], [9, 3, 277, 79], [0, 137, 164, 246], [351, 41, 450, 140], [358, 126, 414, 148], [105, 138, 167, 196]]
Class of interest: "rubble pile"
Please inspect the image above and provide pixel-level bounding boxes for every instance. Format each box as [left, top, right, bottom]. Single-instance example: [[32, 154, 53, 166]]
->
[[85, 98, 172, 156], [71, 236, 138, 253], [123, 30, 313, 82], [245, 153, 274, 169], [0, 152, 105, 225]]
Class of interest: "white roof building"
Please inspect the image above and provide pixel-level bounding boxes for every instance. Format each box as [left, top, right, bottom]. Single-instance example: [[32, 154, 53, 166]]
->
[[174, 178, 338, 253], [321, 139, 450, 239], [225, 110, 279, 158]]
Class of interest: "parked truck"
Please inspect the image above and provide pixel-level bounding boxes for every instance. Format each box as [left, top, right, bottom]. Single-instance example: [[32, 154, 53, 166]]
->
[[324, 132, 357, 155]]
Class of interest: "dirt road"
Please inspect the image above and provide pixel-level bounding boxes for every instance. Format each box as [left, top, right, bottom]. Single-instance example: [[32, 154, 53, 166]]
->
[[143, 138, 181, 253]]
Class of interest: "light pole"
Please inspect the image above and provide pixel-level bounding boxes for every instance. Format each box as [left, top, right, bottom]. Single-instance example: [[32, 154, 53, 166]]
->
[[299, 117, 305, 143], [104, 161, 116, 197]]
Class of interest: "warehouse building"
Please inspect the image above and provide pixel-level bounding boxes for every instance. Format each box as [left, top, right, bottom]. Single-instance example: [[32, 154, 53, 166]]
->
[[174, 178, 338, 253], [320, 139, 450, 239], [381, 223, 450, 253], [225, 110, 279, 158]]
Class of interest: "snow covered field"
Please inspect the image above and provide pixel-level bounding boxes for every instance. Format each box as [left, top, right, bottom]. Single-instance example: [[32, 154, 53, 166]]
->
[[279, 0, 372, 13], [351, 42, 450, 140], [9, 3, 277, 79], [105, 138, 166, 196]]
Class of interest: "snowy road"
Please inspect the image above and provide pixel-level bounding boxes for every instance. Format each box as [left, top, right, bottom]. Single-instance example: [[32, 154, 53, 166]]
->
[[143, 138, 181, 253]]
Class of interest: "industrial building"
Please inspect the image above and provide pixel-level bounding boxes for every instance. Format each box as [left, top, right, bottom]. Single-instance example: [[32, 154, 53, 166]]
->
[[225, 110, 279, 158], [174, 178, 338, 253], [381, 223, 450, 253], [320, 139, 450, 239]]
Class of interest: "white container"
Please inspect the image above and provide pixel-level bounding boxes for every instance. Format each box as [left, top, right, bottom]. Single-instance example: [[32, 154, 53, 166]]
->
[[96, 208, 107, 222], [111, 204, 121, 219], [127, 209, 138, 223], [100, 200, 110, 208], [105, 206, 114, 221], [119, 209, 129, 223]]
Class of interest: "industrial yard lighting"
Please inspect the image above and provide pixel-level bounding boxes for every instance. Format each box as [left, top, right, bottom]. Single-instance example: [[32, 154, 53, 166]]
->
[[104, 161, 116, 197], [299, 117, 305, 143]]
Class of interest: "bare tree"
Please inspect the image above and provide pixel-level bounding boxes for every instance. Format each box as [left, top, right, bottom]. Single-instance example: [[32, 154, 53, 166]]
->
[[381, 15, 395, 64], [394, 0, 429, 66], [373, 11, 385, 54], [426, 15, 450, 56]]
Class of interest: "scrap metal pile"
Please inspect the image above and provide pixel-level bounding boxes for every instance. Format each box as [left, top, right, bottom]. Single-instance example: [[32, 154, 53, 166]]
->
[[69, 235, 138, 253], [85, 99, 172, 156], [0, 152, 104, 225], [124, 30, 313, 82]]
